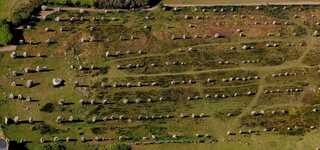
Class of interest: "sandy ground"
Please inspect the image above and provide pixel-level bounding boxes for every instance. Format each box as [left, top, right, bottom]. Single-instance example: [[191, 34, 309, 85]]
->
[[0, 45, 16, 52]]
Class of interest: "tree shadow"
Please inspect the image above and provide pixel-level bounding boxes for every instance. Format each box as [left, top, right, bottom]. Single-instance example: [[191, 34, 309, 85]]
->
[[9, 141, 28, 150], [148, 0, 162, 8]]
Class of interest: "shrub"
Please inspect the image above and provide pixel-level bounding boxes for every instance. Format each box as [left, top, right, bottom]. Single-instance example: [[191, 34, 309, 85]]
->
[[52, 0, 71, 5], [32, 124, 58, 134], [40, 103, 55, 113], [108, 143, 131, 150], [0, 20, 12, 45], [42, 143, 66, 150], [75, 0, 95, 7]]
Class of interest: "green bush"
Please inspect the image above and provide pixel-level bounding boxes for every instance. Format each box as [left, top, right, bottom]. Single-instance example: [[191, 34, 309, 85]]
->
[[32, 123, 58, 134], [52, 0, 71, 5], [0, 20, 12, 45], [42, 143, 66, 150], [75, 0, 95, 7], [40, 103, 55, 113], [108, 143, 131, 150], [263, 7, 288, 19]]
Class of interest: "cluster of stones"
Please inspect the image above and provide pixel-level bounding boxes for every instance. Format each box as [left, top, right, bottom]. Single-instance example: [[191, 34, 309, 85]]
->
[[79, 99, 112, 105], [132, 134, 213, 145], [171, 34, 212, 40], [264, 88, 303, 94], [22, 66, 49, 74], [251, 109, 289, 116], [241, 44, 255, 50], [170, 79, 196, 85], [44, 27, 69, 32], [10, 51, 45, 59], [228, 125, 315, 136], [55, 116, 80, 124], [52, 78, 64, 87], [10, 80, 37, 88], [250, 110, 265, 116], [146, 61, 188, 67], [271, 72, 297, 78], [132, 139, 194, 145], [183, 15, 207, 20], [54, 13, 120, 23], [271, 110, 289, 115], [264, 89, 282, 94], [79, 36, 97, 43], [217, 60, 233, 65], [137, 114, 174, 120], [119, 35, 139, 41], [179, 113, 208, 118], [231, 14, 290, 26], [265, 43, 280, 47], [241, 59, 260, 64], [82, 35, 140, 43], [165, 6, 235, 13], [17, 39, 42, 45], [4, 116, 35, 125], [117, 63, 144, 69], [203, 90, 256, 99], [177, 47, 198, 52], [56, 115, 128, 124], [227, 129, 257, 136], [40, 136, 114, 144], [221, 76, 260, 82], [121, 97, 166, 104], [75, 65, 101, 71], [8, 93, 32, 102], [286, 88, 303, 93], [39, 133, 210, 145], [102, 81, 159, 88], [56, 113, 207, 124], [128, 61, 187, 68], [105, 50, 146, 58]]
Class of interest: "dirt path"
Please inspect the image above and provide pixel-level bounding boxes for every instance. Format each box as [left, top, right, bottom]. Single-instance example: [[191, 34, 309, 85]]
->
[[0, 45, 16, 52], [164, 2, 320, 7]]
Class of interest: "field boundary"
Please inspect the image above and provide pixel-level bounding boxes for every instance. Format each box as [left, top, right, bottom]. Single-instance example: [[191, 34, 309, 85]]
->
[[163, 1, 320, 7]]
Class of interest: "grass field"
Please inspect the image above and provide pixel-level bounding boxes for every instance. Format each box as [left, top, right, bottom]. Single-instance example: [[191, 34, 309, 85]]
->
[[1, 2, 320, 150]]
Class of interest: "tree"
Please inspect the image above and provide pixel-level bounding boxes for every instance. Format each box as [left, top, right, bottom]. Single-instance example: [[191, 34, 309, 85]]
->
[[9, 0, 42, 25], [0, 20, 12, 45]]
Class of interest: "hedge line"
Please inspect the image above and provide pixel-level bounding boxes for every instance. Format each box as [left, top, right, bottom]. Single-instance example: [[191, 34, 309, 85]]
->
[[45, 0, 156, 9]]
